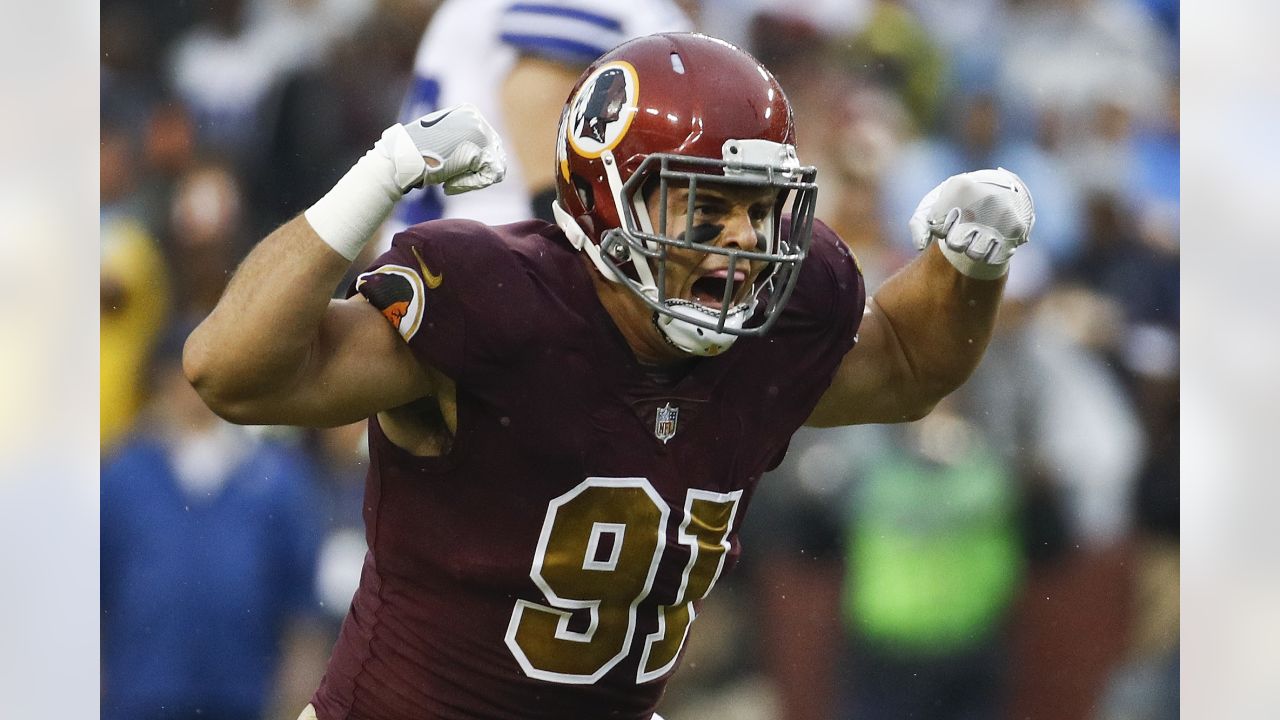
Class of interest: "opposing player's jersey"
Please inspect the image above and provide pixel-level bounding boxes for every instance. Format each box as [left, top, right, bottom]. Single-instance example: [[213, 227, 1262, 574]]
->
[[311, 220, 865, 720], [392, 0, 691, 231]]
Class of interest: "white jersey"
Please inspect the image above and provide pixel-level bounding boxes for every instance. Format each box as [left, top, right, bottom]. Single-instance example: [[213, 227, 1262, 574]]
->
[[393, 0, 691, 229]]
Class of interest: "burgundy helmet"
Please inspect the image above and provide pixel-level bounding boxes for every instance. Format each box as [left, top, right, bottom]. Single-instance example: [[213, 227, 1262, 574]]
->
[[552, 32, 818, 355]]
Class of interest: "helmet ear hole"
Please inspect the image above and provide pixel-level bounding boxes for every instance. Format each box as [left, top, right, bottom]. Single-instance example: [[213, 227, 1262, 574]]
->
[[571, 174, 595, 213], [640, 173, 661, 201]]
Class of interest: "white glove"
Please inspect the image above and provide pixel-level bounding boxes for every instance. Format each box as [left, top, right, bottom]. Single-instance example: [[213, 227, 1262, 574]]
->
[[908, 167, 1035, 279], [385, 103, 507, 195], [306, 104, 506, 260]]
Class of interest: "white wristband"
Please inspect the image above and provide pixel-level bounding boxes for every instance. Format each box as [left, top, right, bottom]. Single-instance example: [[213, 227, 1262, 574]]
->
[[304, 125, 427, 261]]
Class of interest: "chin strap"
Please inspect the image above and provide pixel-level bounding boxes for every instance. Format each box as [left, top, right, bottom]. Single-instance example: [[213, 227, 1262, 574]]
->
[[653, 300, 751, 357]]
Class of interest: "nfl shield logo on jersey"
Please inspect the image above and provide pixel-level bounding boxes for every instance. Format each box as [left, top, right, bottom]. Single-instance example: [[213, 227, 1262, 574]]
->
[[654, 402, 679, 444]]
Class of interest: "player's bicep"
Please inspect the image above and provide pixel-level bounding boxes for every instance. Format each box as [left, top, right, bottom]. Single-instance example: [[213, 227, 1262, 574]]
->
[[806, 298, 926, 427], [246, 297, 434, 427]]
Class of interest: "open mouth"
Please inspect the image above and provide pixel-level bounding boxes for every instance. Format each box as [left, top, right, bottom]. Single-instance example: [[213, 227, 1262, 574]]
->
[[690, 269, 747, 309]]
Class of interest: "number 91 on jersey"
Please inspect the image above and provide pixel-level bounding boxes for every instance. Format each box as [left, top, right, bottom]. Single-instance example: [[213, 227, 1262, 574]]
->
[[504, 477, 742, 684]]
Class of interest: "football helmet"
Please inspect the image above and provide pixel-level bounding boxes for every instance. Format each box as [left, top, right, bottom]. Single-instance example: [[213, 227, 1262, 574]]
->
[[552, 33, 818, 356]]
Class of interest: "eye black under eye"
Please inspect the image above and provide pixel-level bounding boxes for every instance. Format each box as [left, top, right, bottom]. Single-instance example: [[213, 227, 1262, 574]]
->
[[679, 223, 724, 245]]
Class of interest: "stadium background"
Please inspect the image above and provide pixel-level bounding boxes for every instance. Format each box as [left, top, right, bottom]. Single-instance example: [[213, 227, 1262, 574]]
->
[[95, 1, 1181, 718]]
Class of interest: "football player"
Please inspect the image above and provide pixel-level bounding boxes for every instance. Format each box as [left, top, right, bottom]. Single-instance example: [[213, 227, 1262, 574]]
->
[[185, 33, 1034, 720]]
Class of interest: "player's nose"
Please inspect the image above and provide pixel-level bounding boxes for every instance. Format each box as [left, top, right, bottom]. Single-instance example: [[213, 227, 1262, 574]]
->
[[717, 209, 763, 252]]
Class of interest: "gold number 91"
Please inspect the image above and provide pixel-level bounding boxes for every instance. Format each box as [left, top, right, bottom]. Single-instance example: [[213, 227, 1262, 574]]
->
[[505, 477, 741, 684]]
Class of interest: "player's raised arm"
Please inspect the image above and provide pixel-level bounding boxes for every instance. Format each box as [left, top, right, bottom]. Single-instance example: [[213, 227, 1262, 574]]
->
[[183, 105, 506, 427], [807, 168, 1035, 427]]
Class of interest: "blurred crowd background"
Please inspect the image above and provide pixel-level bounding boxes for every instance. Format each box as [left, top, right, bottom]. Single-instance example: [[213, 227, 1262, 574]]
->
[[100, 1, 1179, 718]]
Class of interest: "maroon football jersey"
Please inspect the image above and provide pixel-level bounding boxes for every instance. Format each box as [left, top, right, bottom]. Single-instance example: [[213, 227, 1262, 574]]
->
[[311, 218, 864, 720]]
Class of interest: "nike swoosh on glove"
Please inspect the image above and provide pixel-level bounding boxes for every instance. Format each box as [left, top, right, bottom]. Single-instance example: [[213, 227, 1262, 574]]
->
[[386, 103, 508, 195]]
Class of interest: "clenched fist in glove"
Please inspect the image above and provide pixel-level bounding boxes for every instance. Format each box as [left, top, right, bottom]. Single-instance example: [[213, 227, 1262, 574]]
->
[[908, 168, 1035, 280], [306, 104, 507, 260], [390, 104, 507, 195]]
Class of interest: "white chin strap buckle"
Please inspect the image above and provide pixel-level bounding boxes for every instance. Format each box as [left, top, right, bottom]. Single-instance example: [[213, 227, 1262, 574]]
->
[[655, 301, 752, 357]]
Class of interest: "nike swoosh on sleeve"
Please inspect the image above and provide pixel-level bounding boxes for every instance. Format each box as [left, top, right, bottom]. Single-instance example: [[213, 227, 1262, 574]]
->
[[411, 246, 443, 288]]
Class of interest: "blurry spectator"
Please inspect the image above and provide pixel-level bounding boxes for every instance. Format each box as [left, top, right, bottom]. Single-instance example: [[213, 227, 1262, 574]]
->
[[165, 159, 251, 324], [100, 215, 169, 451], [103, 96, 204, 245], [167, 0, 378, 235], [1058, 86, 1179, 268], [101, 118, 169, 451], [1068, 191, 1178, 335], [705, 0, 873, 57], [838, 0, 948, 134], [102, 0, 197, 109], [839, 402, 1021, 720], [743, 424, 886, 720], [101, 103, 149, 222], [1082, 99, 1179, 718], [102, 5, 158, 133], [101, 344, 328, 720], [389, 0, 692, 239], [168, 0, 287, 158], [168, 0, 368, 154], [134, 99, 202, 235]]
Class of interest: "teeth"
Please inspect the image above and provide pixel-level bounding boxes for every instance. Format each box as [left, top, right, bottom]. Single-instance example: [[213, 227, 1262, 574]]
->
[[706, 269, 746, 281]]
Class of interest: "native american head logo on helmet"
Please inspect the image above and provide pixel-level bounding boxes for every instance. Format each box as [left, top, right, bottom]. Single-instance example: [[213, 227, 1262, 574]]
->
[[572, 66, 632, 146], [552, 33, 818, 357]]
